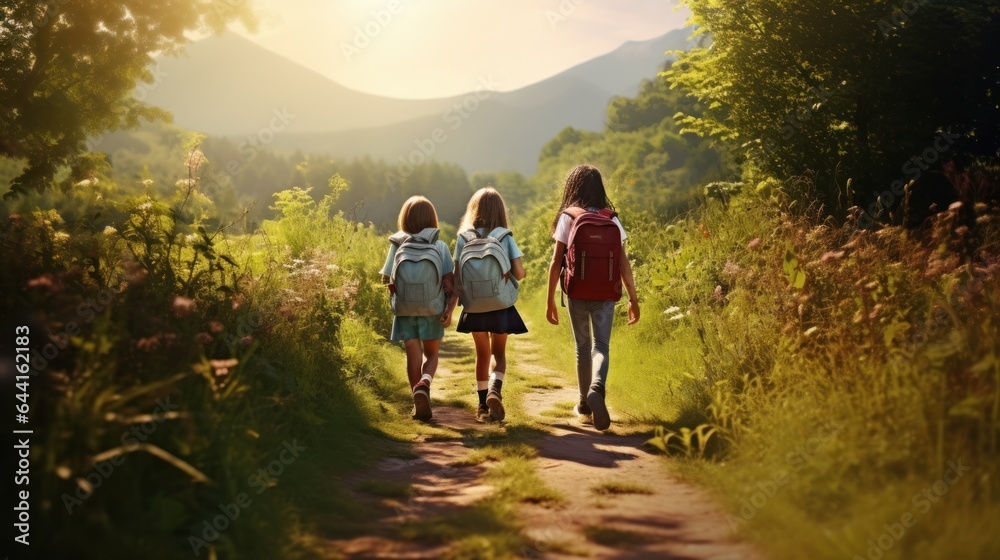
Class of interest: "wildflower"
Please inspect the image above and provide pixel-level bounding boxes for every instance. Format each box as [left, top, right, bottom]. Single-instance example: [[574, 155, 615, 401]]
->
[[669, 313, 685, 321], [240, 335, 254, 346], [27, 274, 57, 291], [136, 336, 161, 352], [231, 294, 245, 310], [103, 225, 118, 236], [124, 259, 147, 285], [747, 238, 761, 251], [172, 296, 197, 318], [663, 306, 681, 315], [194, 332, 213, 346], [722, 260, 741, 277], [207, 320, 225, 334], [804, 326, 819, 337], [869, 304, 884, 320], [142, 179, 154, 187], [820, 251, 845, 264], [713, 285, 725, 299], [210, 358, 238, 377]]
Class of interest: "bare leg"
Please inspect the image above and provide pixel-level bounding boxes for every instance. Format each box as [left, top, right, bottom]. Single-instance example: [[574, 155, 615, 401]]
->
[[489, 333, 508, 374], [471, 331, 491, 384], [404, 339, 423, 389], [422, 339, 440, 379]]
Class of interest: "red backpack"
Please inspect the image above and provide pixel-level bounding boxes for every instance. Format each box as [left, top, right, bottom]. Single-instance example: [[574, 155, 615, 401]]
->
[[560, 207, 623, 301]]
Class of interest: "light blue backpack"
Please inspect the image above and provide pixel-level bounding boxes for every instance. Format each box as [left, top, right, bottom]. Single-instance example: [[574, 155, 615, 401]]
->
[[388, 228, 446, 317], [457, 228, 519, 313]]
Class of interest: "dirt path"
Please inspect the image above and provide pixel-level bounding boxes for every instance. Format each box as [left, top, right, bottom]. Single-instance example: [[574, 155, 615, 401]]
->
[[327, 329, 763, 559]]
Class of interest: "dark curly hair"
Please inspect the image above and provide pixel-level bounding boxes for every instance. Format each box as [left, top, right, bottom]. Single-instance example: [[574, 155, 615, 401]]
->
[[551, 164, 616, 232]]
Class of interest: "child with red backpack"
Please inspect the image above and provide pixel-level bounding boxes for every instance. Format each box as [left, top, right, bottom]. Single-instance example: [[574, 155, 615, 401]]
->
[[545, 165, 640, 431], [447, 187, 527, 422]]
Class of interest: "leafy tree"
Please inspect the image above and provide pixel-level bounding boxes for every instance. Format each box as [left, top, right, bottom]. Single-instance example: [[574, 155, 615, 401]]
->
[[535, 62, 733, 216], [667, 0, 1000, 218], [0, 0, 256, 195]]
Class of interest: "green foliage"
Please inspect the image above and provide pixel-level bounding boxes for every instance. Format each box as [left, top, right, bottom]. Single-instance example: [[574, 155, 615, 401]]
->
[[666, 0, 1000, 215], [0, 0, 257, 193], [0, 145, 408, 559], [526, 185, 1000, 557], [534, 62, 735, 219]]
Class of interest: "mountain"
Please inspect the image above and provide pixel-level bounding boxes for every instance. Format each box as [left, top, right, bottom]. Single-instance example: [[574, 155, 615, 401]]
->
[[145, 34, 457, 135], [144, 28, 694, 175]]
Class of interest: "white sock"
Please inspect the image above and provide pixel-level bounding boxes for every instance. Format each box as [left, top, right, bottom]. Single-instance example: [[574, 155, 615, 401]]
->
[[420, 373, 433, 385], [490, 371, 505, 384], [477, 379, 489, 391]]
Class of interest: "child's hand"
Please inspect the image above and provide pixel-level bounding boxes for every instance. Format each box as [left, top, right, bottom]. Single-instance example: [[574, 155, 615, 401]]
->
[[441, 313, 452, 328], [627, 300, 640, 325], [546, 300, 559, 325]]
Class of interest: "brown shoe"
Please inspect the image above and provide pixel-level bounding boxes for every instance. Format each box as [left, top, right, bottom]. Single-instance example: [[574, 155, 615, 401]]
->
[[486, 388, 505, 422], [476, 403, 491, 422], [412, 381, 432, 421]]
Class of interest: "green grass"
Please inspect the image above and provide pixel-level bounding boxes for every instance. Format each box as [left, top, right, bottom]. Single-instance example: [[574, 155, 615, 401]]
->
[[488, 456, 564, 505]]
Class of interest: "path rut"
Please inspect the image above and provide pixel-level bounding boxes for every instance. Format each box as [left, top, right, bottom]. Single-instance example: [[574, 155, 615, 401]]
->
[[327, 328, 763, 559]]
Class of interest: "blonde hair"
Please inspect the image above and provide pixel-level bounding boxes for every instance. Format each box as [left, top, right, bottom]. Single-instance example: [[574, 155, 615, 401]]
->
[[397, 196, 439, 234], [459, 187, 509, 232]]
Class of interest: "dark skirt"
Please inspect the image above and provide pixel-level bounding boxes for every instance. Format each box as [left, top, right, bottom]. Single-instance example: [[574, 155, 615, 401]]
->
[[457, 305, 528, 334]]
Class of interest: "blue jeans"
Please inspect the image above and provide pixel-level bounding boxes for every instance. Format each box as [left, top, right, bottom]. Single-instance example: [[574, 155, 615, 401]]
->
[[567, 298, 615, 398]]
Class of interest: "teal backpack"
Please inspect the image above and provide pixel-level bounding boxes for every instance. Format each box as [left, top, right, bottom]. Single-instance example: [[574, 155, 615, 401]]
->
[[388, 228, 446, 317], [457, 228, 519, 313]]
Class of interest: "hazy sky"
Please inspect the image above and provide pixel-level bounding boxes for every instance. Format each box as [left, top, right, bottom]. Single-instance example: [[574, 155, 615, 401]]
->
[[229, 0, 690, 99]]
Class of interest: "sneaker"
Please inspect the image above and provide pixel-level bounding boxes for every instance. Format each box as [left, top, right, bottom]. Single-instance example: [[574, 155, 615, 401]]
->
[[412, 381, 432, 421], [486, 388, 505, 422], [587, 388, 610, 431], [476, 403, 491, 422], [574, 398, 592, 418]]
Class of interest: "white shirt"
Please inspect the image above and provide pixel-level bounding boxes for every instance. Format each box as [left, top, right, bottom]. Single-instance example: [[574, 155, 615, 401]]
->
[[552, 209, 627, 245]]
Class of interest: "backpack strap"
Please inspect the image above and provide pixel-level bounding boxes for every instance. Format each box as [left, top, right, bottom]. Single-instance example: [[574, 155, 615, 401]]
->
[[486, 227, 512, 242], [459, 229, 480, 243], [410, 227, 440, 244], [388, 231, 410, 247], [562, 207, 587, 220], [598, 208, 618, 220]]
